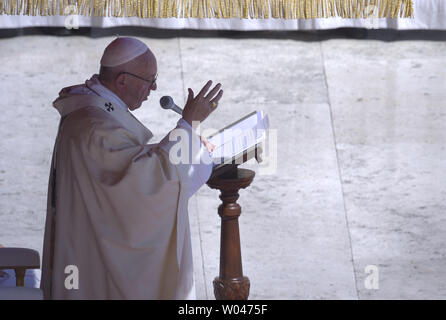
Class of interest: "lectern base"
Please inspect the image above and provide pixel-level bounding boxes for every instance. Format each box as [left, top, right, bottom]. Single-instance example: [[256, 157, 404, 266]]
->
[[213, 276, 250, 300], [207, 166, 255, 300]]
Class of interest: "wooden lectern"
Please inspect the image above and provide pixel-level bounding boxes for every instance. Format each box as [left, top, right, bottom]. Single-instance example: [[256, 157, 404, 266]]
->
[[207, 164, 255, 300], [204, 110, 268, 299]]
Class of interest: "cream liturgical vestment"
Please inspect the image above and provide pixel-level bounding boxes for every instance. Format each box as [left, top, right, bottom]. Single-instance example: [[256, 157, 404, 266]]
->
[[41, 75, 213, 299]]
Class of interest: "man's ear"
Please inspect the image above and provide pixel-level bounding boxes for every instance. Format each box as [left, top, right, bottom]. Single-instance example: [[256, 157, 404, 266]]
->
[[115, 73, 126, 88]]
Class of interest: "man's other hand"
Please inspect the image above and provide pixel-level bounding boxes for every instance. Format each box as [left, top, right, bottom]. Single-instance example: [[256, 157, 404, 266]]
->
[[200, 136, 215, 153]]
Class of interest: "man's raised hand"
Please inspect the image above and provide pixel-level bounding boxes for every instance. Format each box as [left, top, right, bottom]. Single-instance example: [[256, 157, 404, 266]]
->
[[182, 80, 223, 126]]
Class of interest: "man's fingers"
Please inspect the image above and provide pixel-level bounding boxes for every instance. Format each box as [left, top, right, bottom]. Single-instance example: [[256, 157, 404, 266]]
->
[[196, 80, 213, 99], [204, 83, 222, 101], [187, 88, 194, 103], [210, 90, 223, 106]]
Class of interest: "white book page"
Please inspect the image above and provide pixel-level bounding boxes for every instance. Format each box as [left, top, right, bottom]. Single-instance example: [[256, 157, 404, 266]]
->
[[208, 111, 269, 161]]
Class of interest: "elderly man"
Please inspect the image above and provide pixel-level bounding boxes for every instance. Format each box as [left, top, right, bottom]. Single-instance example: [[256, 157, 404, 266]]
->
[[41, 37, 223, 299]]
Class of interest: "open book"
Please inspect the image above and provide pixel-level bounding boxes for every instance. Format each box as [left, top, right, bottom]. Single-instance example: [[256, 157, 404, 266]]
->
[[205, 110, 270, 177]]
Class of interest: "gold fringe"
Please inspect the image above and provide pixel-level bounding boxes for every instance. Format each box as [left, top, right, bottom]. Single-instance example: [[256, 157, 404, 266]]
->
[[0, 0, 413, 18]]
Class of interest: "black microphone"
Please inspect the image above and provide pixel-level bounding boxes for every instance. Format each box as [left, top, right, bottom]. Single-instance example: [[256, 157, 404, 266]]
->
[[160, 96, 183, 115]]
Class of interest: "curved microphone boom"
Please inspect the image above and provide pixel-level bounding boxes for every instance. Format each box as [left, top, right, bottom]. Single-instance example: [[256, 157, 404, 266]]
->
[[160, 96, 183, 115]]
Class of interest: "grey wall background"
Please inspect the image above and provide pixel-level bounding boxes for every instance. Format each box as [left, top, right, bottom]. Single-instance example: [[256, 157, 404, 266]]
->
[[0, 28, 445, 299]]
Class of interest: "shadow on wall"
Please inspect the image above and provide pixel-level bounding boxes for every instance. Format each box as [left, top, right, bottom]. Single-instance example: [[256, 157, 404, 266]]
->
[[1, 26, 446, 42]]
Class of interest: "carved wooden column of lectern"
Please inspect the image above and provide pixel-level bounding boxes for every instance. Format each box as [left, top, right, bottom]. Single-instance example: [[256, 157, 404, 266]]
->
[[207, 164, 255, 300]]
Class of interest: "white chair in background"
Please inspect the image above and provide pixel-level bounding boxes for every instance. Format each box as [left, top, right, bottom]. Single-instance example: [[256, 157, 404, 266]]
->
[[0, 247, 43, 300]]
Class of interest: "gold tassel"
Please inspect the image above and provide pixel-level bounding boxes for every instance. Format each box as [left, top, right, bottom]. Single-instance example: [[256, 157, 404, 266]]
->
[[0, 0, 414, 18], [18, 0, 23, 15]]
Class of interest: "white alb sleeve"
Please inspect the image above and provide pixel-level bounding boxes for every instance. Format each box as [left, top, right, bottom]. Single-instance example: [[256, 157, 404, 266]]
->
[[159, 119, 213, 197]]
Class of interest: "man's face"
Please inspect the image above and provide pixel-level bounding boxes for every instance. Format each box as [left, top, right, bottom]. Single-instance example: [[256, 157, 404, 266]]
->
[[120, 54, 157, 111]]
